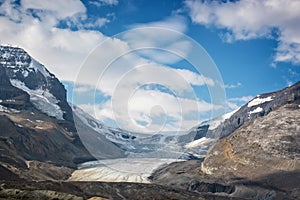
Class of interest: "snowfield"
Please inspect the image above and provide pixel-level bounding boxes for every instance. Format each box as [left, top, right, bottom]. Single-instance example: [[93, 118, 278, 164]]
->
[[247, 96, 273, 107], [68, 158, 183, 183]]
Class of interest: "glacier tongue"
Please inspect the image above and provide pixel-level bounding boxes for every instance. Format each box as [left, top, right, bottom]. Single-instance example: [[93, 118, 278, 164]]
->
[[10, 79, 64, 120]]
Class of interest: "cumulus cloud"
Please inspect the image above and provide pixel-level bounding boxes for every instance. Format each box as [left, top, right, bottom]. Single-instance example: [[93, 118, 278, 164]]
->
[[78, 87, 221, 133], [185, 0, 300, 64], [226, 95, 254, 110], [21, 0, 86, 20], [123, 16, 191, 64]]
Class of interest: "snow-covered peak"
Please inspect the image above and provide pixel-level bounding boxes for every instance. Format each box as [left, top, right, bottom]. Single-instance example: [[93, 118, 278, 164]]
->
[[0, 45, 53, 80], [0, 45, 72, 121]]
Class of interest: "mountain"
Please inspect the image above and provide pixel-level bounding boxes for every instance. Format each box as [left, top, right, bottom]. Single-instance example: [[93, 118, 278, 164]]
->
[[150, 81, 300, 200], [0, 45, 73, 122], [183, 81, 300, 157], [0, 45, 95, 180]]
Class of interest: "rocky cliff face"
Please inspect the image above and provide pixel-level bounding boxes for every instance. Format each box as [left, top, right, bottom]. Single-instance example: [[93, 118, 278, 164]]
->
[[201, 103, 300, 198]]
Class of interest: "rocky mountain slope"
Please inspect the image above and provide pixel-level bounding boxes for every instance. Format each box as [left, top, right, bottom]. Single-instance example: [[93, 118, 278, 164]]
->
[[151, 81, 300, 200], [0, 45, 95, 180]]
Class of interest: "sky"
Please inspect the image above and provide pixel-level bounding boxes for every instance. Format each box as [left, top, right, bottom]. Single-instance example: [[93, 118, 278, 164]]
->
[[0, 0, 300, 133]]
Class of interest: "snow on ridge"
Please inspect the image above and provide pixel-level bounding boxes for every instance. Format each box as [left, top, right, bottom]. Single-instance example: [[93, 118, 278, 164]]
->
[[0, 44, 21, 48], [29, 58, 52, 78], [247, 96, 273, 107], [249, 107, 263, 115], [10, 79, 64, 120], [207, 108, 239, 130]]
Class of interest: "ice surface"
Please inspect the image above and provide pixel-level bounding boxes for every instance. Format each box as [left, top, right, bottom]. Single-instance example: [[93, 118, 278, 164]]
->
[[69, 158, 184, 183], [10, 79, 64, 119]]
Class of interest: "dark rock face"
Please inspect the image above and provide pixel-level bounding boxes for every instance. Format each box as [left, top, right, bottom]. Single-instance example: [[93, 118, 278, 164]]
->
[[0, 45, 73, 122], [178, 125, 209, 144], [0, 65, 31, 109], [188, 180, 235, 194]]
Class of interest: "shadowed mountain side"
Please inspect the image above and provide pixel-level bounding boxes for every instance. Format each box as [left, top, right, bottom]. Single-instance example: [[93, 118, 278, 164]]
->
[[73, 110, 126, 159]]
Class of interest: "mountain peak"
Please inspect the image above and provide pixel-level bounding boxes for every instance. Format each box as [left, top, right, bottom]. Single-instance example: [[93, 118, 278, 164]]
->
[[0, 45, 73, 121]]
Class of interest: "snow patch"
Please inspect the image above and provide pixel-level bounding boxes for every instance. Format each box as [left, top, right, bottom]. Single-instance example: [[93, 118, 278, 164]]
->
[[0, 105, 19, 113], [184, 137, 215, 148], [249, 107, 263, 115], [248, 96, 273, 107], [10, 79, 64, 120]]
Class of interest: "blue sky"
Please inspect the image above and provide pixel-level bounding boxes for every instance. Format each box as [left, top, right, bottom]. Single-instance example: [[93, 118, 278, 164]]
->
[[0, 0, 299, 132]]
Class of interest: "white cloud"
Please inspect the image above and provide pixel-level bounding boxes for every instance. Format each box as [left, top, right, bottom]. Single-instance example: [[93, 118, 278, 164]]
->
[[226, 95, 254, 110], [78, 88, 221, 133], [185, 0, 300, 64], [177, 68, 215, 87], [123, 16, 191, 64], [74, 85, 93, 93], [228, 96, 254, 102], [90, 0, 119, 7], [21, 0, 86, 20], [224, 82, 241, 89]]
